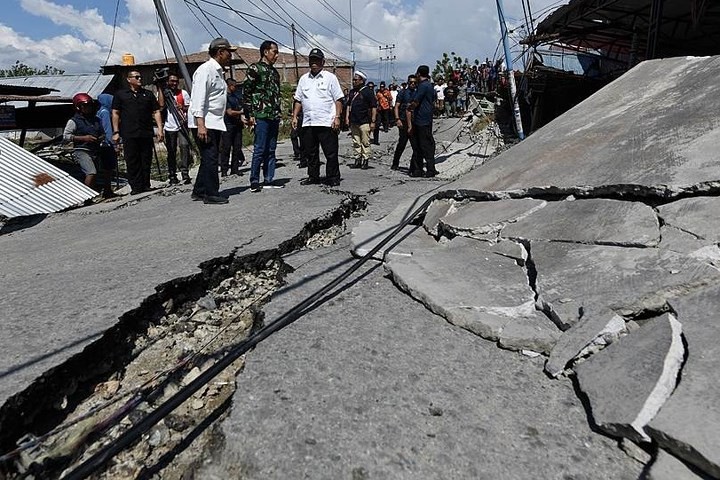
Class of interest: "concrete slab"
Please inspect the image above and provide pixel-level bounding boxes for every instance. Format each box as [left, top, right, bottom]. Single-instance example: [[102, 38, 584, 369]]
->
[[350, 195, 436, 260], [422, 198, 458, 236], [658, 225, 713, 255], [439, 198, 546, 239], [532, 242, 720, 329], [575, 313, 684, 443], [384, 236, 555, 350], [657, 197, 720, 242], [647, 285, 720, 478], [502, 198, 660, 247], [648, 450, 706, 480], [545, 307, 627, 378], [449, 56, 720, 193], [490, 239, 527, 266], [498, 313, 561, 355]]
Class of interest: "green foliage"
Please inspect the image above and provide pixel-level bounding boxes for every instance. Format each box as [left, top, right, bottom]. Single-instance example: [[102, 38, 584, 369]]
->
[[432, 52, 479, 80], [0, 60, 65, 77]]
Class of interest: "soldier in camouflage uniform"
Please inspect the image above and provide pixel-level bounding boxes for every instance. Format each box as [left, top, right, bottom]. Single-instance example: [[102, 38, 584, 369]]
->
[[243, 40, 282, 192]]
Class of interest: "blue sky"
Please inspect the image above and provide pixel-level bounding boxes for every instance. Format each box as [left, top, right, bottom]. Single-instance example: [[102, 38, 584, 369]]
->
[[1, 0, 562, 81]]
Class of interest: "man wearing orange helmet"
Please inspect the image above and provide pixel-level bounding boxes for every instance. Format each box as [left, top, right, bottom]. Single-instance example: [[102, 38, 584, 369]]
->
[[63, 93, 106, 193]]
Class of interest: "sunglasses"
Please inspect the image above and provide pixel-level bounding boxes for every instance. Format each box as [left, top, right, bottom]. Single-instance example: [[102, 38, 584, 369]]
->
[[129, 75, 142, 80]]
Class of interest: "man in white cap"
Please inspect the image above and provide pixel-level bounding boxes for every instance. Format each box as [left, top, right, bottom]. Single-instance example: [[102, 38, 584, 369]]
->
[[188, 37, 237, 204], [291, 48, 345, 186], [345, 70, 377, 169]]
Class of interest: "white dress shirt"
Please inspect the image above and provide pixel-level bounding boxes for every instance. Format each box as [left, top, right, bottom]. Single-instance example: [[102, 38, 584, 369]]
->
[[164, 89, 191, 132], [189, 58, 227, 131], [293, 70, 344, 127]]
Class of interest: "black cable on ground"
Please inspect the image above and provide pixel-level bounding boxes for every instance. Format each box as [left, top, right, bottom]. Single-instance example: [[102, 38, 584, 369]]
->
[[62, 194, 438, 480]]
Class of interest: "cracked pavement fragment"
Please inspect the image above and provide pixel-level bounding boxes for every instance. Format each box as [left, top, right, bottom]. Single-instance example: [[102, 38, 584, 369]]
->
[[575, 313, 684, 443], [384, 236, 559, 351], [502, 198, 660, 247], [531, 242, 720, 330]]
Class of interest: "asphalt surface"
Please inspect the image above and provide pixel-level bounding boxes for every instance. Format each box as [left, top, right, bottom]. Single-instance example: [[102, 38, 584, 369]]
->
[[0, 118, 643, 478]]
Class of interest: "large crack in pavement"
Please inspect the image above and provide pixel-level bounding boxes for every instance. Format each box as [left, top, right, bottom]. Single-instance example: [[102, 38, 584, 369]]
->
[[0, 194, 367, 479]]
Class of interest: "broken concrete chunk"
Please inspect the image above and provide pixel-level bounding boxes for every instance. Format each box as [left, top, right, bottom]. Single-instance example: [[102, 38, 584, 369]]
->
[[575, 313, 684, 443], [439, 198, 546, 239], [658, 225, 712, 255], [498, 313, 561, 355], [502, 198, 659, 247], [490, 240, 527, 266], [646, 285, 720, 479], [657, 197, 720, 242], [545, 307, 627, 378], [648, 450, 706, 480], [350, 223, 438, 260], [532, 242, 720, 330], [384, 236, 539, 344], [422, 199, 459, 236]]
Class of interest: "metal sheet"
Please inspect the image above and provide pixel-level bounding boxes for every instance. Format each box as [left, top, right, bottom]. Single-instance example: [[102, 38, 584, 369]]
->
[[0, 74, 113, 107], [0, 137, 97, 218]]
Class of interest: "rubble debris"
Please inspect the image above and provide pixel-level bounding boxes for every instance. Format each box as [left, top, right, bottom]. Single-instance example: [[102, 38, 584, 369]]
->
[[438, 198, 547, 239]]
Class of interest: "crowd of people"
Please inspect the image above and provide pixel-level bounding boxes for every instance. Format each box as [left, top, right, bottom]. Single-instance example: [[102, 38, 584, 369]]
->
[[64, 38, 507, 204]]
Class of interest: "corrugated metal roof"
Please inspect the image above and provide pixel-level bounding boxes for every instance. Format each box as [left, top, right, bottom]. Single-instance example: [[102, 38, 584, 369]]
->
[[0, 136, 97, 218], [0, 74, 113, 106]]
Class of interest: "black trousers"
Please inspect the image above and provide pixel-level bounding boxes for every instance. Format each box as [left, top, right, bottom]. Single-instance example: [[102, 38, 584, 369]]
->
[[123, 136, 153, 193], [373, 109, 391, 142], [411, 124, 436, 174], [220, 123, 245, 173], [192, 128, 222, 197], [392, 121, 411, 167], [302, 126, 340, 180]]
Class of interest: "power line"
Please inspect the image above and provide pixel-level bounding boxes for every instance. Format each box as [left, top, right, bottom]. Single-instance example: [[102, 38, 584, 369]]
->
[[183, 0, 215, 37], [190, 0, 223, 36], [87, 0, 121, 93]]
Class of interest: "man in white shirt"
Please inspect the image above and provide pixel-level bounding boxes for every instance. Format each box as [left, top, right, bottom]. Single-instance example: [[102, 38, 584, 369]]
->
[[160, 74, 192, 185], [291, 48, 345, 187], [188, 37, 236, 204]]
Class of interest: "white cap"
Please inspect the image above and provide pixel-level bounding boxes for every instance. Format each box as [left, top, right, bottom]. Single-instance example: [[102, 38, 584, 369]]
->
[[354, 70, 367, 80]]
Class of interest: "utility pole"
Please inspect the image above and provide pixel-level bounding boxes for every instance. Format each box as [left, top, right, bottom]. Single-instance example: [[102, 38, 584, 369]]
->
[[349, 0, 355, 77], [496, 0, 525, 140], [153, 0, 193, 92], [291, 24, 300, 81], [378, 44, 396, 82]]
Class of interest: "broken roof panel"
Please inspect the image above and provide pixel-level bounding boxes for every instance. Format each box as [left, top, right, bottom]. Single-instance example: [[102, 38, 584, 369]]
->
[[0, 74, 113, 106], [0, 137, 97, 217], [535, 0, 720, 61]]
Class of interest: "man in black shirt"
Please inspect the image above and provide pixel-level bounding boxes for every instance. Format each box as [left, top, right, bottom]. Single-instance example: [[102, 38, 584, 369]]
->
[[345, 71, 377, 169], [111, 70, 163, 194], [220, 78, 246, 176], [443, 79, 459, 117]]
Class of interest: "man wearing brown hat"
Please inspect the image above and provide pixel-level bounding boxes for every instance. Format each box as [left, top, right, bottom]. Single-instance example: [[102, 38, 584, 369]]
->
[[188, 37, 237, 204], [291, 48, 345, 186]]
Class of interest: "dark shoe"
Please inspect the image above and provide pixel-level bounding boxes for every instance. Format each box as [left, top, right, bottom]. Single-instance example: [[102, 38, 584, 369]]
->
[[203, 195, 229, 204], [390, 163, 399, 170], [325, 177, 341, 187], [182, 177, 192, 185], [220, 170, 228, 177], [425, 170, 438, 178], [409, 171, 424, 178], [191, 193, 205, 201], [168, 176, 180, 185], [130, 189, 144, 195], [230, 170, 240, 176], [298, 162, 308, 168], [300, 177, 321, 185], [250, 183, 262, 193], [361, 159, 369, 170]]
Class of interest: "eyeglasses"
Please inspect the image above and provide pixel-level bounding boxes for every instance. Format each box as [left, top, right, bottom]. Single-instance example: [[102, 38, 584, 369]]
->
[[129, 75, 142, 80]]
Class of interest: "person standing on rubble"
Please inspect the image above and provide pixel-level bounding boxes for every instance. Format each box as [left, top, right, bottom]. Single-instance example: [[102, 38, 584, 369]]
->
[[243, 40, 282, 192], [188, 37, 237, 204], [407, 65, 438, 178], [391, 74, 417, 171], [111, 70, 164, 195]]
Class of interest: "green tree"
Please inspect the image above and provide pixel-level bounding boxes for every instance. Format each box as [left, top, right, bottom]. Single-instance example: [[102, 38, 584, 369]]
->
[[432, 51, 479, 80], [0, 60, 65, 77]]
